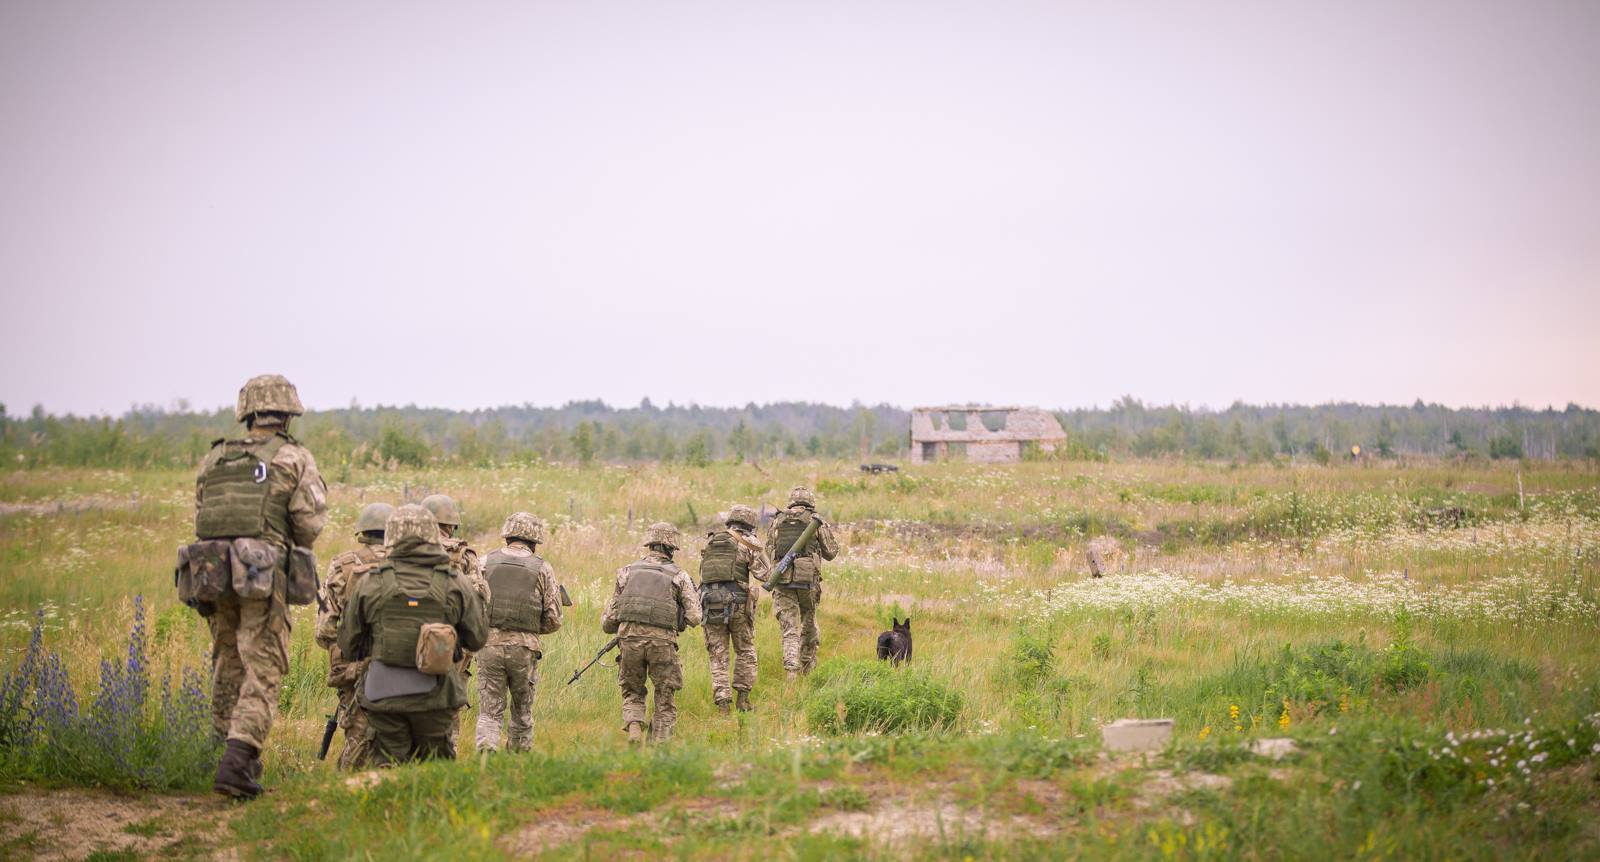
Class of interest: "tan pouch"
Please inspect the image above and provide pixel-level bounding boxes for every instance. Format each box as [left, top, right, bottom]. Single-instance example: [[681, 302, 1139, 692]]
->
[[415, 623, 457, 675], [230, 537, 280, 600], [185, 540, 233, 603], [286, 546, 318, 606]]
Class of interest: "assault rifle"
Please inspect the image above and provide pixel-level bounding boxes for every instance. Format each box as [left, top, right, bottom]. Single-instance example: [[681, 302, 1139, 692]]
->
[[317, 706, 341, 761], [772, 515, 823, 581], [566, 636, 620, 687]]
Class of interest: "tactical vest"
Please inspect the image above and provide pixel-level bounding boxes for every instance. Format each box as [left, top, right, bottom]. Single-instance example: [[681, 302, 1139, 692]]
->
[[616, 560, 680, 630], [485, 550, 543, 633], [194, 434, 291, 543], [772, 511, 817, 585], [369, 560, 453, 668], [698, 530, 749, 584], [331, 545, 386, 605]]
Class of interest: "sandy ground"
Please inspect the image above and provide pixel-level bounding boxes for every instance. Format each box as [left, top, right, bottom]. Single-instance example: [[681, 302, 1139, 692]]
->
[[0, 788, 234, 862]]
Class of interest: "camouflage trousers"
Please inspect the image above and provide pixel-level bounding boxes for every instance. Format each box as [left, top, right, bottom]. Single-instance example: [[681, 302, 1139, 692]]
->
[[365, 707, 456, 766], [446, 653, 474, 750], [474, 643, 539, 753], [702, 599, 756, 704], [618, 636, 682, 741], [771, 585, 820, 674], [334, 685, 372, 770], [206, 591, 290, 750]]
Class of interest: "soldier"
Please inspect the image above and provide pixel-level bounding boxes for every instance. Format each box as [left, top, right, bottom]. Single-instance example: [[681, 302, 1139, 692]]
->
[[313, 501, 392, 770], [420, 493, 489, 749], [698, 504, 769, 714], [474, 512, 563, 753], [765, 487, 839, 679], [191, 374, 328, 798], [600, 522, 702, 743], [337, 504, 487, 765]]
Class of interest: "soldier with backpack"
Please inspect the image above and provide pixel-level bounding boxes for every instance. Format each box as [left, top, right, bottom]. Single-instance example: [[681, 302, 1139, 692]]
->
[[474, 512, 563, 753], [698, 505, 769, 713], [764, 487, 839, 679], [183, 374, 328, 799], [337, 504, 487, 765], [601, 522, 703, 743], [419, 493, 489, 749], [314, 501, 393, 770]]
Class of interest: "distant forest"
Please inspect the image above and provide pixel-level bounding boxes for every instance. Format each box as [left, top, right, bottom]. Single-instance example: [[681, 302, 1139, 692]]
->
[[1, 397, 1596, 470]]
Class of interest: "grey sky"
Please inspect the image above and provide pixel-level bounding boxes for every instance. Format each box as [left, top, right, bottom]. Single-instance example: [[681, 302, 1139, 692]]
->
[[2, 0, 1596, 417]]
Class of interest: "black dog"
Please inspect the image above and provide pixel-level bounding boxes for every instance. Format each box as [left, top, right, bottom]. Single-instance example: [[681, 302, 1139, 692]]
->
[[876, 617, 912, 666]]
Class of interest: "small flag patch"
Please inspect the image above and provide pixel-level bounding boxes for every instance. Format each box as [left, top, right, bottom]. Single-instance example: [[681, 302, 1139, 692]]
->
[[407, 599, 419, 607]]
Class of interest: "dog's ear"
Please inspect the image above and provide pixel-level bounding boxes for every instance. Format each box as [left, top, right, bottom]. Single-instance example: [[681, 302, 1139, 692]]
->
[[903, 617, 911, 629], [891, 617, 899, 627]]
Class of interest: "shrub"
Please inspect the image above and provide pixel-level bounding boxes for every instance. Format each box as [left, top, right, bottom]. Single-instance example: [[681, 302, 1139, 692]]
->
[[0, 598, 219, 791], [803, 659, 963, 735]]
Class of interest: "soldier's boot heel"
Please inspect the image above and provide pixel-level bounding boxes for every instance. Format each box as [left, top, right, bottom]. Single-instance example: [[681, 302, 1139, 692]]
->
[[716, 700, 731, 716], [626, 722, 644, 745], [214, 739, 263, 800], [736, 691, 752, 712]]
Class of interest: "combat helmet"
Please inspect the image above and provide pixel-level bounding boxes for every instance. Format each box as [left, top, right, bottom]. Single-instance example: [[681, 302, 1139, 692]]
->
[[501, 511, 546, 544], [384, 503, 441, 548], [355, 502, 395, 537], [643, 521, 681, 551], [235, 374, 304, 423], [420, 494, 461, 528], [788, 486, 816, 509], [726, 504, 758, 530]]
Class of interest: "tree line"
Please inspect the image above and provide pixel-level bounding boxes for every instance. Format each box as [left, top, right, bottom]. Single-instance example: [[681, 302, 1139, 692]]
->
[[0, 398, 1595, 470]]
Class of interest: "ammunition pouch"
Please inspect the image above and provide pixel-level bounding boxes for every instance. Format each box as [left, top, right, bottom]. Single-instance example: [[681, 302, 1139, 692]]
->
[[230, 537, 280, 600], [699, 581, 748, 615], [286, 546, 319, 606], [179, 540, 234, 613]]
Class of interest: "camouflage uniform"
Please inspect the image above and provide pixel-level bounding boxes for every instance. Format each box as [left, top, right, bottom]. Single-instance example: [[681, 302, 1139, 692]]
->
[[194, 375, 328, 798], [337, 505, 488, 766], [314, 502, 392, 770], [601, 523, 703, 743], [765, 487, 839, 676], [421, 494, 489, 750], [474, 513, 563, 753], [699, 505, 770, 710]]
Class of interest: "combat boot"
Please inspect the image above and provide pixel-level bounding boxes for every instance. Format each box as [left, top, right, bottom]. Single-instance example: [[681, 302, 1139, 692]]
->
[[716, 700, 731, 716], [736, 691, 753, 712], [626, 722, 644, 745], [213, 739, 262, 799]]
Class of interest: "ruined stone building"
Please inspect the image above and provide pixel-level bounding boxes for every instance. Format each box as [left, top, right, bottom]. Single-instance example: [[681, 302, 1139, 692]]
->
[[908, 406, 1067, 463]]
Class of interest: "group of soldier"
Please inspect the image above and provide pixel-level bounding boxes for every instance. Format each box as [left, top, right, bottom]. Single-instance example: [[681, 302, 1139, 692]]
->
[[187, 375, 838, 799]]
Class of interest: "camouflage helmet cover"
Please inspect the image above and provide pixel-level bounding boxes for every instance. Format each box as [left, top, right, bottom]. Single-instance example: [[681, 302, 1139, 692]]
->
[[235, 374, 304, 423], [355, 502, 395, 535], [788, 486, 816, 508], [501, 511, 546, 544], [643, 521, 681, 550], [420, 494, 461, 527], [726, 504, 758, 529], [384, 503, 441, 547]]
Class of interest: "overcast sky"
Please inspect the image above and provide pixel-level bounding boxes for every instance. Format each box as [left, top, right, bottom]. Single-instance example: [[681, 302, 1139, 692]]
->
[[1, 0, 1596, 417]]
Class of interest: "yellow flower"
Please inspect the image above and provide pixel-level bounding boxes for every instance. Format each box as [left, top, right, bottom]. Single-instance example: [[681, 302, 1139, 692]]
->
[[1229, 704, 1241, 722], [1198, 725, 1211, 740]]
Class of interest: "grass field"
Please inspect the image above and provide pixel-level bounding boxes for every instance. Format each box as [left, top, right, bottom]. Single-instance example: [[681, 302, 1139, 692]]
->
[[2, 457, 1598, 860]]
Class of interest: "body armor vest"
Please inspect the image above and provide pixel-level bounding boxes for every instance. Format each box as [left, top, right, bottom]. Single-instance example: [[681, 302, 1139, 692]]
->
[[370, 560, 452, 668], [617, 560, 680, 630], [485, 549, 543, 633], [195, 434, 290, 542], [698, 531, 749, 584], [772, 512, 817, 585]]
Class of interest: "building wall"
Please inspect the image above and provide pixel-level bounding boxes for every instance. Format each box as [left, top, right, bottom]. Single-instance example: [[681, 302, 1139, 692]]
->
[[967, 441, 1022, 463]]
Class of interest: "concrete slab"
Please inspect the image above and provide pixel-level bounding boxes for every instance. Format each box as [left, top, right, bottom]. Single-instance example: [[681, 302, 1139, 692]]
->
[[1102, 718, 1175, 752]]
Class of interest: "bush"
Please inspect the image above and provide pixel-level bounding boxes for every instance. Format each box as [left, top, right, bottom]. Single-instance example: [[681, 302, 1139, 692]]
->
[[803, 659, 963, 735], [0, 598, 219, 791]]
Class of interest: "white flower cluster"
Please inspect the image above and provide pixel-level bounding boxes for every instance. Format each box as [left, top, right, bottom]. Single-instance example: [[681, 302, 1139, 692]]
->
[[1000, 567, 1598, 625]]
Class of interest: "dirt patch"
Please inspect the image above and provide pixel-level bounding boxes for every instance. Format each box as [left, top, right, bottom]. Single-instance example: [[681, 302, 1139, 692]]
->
[[0, 497, 147, 518], [499, 802, 647, 858], [0, 788, 233, 861]]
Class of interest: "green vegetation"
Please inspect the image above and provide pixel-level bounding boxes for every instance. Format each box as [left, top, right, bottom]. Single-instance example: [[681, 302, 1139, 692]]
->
[[0, 456, 1597, 858]]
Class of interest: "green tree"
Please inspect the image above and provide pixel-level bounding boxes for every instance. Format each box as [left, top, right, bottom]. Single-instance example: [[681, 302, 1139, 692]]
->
[[685, 431, 711, 467], [571, 421, 596, 465]]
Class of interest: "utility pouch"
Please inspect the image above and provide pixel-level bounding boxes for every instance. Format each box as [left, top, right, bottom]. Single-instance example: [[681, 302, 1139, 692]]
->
[[364, 659, 438, 702], [230, 537, 280, 600], [185, 540, 233, 604], [785, 556, 818, 586], [286, 546, 319, 606], [175, 544, 195, 602], [415, 623, 458, 675]]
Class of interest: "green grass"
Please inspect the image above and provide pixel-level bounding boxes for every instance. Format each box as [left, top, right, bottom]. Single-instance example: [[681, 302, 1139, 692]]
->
[[1, 457, 1598, 858]]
